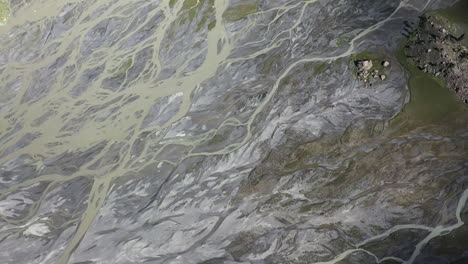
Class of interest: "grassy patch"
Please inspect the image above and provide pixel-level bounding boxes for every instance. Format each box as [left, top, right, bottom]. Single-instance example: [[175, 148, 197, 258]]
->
[[169, 0, 178, 8], [353, 51, 385, 61], [314, 62, 328, 75], [176, 0, 216, 31], [207, 20, 216, 30], [195, 1, 214, 31], [183, 0, 198, 9], [260, 55, 280, 75], [223, 3, 257, 22], [111, 58, 133, 74], [0, 1, 9, 25]]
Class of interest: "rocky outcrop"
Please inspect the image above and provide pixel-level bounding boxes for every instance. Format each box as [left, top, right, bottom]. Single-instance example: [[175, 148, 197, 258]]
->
[[404, 15, 468, 103], [354, 58, 390, 85]]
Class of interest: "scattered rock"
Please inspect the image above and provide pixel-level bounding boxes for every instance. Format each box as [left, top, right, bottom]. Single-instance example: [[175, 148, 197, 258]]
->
[[354, 57, 389, 85], [380, 74, 387, 81]]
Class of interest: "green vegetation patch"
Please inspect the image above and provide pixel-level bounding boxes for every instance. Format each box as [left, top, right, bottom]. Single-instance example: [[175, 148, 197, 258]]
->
[[117, 58, 133, 73], [176, 0, 216, 31], [169, 0, 178, 8], [0, 1, 9, 25], [314, 62, 328, 75], [260, 55, 280, 75], [207, 20, 216, 31], [195, 1, 215, 31], [353, 51, 385, 61], [223, 3, 257, 22], [352, 51, 386, 72], [183, 0, 198, 9]]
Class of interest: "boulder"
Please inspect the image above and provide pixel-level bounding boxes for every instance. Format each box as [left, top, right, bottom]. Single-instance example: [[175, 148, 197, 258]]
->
[[362, 60, 373, 71]]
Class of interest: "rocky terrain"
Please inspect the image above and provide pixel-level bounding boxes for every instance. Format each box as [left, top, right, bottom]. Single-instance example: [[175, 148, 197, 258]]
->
[[404, 10, 468, 103], [0, 0, 467, 264], [354, 55, 390, 85]]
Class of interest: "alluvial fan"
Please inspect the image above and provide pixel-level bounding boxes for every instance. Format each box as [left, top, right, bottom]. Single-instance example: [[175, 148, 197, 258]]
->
[[0, 0, 467, 263]]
